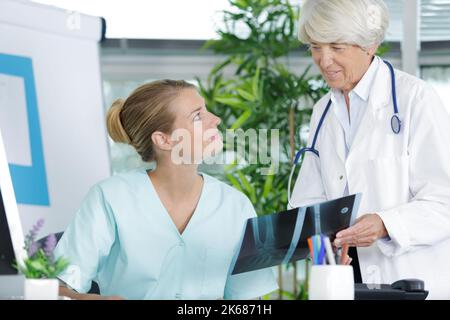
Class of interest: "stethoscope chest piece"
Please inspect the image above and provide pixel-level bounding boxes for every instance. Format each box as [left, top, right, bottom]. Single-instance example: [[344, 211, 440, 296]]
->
[[391, 114, 401, 134]]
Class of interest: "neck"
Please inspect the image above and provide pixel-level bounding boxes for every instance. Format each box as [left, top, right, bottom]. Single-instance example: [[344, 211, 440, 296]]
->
[[341, 56, 374, 99], [150, 158, 201, 197]]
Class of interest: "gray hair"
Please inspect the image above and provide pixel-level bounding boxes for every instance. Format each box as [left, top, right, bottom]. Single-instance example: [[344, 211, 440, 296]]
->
[[298, 0, 389, 49]]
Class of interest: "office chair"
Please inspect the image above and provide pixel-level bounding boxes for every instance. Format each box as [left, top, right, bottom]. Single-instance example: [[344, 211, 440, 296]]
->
[[36, 232, 100, 295]]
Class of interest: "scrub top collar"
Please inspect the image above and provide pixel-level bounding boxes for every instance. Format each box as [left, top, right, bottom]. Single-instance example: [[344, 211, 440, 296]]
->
[[143, 169, 207, 239]]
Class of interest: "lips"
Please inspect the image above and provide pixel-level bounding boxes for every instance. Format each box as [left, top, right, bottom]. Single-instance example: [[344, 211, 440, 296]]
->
[[210, 132, 220, 141], [325, 70, 341, 80]]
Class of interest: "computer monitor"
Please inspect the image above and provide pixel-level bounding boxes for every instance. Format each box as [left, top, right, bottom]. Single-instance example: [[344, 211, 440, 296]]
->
[[0, 128, 26, 274]]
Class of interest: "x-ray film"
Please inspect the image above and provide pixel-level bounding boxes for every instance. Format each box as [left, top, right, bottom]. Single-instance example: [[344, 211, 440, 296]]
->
[[230, 193, 361, 275]]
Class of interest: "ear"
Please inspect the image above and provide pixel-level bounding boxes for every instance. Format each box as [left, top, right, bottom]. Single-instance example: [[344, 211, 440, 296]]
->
[[151, 131, 173, 152], [367, 44, 379, 56]]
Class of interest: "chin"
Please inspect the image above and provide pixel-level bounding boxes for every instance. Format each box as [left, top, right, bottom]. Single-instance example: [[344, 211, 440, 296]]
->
[[202, 139, 223, 162], [327, 81, 345, 91]]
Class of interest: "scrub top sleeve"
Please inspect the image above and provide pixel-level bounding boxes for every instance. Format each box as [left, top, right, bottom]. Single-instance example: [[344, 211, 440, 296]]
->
[[54, 185, 116, 293], [224, 197, 279, 299], [224, 268, 278, 300]]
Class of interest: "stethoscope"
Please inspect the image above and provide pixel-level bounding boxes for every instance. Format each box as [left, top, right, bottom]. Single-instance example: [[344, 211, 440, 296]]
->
[[287, 60, 401, 208]]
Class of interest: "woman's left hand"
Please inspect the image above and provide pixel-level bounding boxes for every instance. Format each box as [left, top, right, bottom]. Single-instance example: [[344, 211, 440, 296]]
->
[[333, 214, 388, 247]]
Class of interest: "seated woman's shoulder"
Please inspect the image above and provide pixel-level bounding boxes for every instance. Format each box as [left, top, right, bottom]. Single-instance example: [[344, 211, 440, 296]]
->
[[202, 173, 253, 206], [92, 168, 147, 194]]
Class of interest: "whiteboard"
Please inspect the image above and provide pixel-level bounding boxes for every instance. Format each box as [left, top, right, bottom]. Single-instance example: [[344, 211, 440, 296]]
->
[[0, 0, 111, 237]]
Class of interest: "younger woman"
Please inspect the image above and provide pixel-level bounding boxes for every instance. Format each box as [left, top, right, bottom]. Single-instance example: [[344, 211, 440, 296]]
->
[[55, 80, 278, 300]]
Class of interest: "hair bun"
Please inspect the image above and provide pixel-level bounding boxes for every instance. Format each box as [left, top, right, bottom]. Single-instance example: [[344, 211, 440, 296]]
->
[[106, 98, 131, 144]]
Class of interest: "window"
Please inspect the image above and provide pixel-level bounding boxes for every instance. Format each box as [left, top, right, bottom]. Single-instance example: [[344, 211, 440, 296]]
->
[[421, 66, 450, 112]]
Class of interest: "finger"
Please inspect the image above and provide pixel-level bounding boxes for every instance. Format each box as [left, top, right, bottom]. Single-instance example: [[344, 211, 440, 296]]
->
[[336, 234, 378, 247], [339, 246, 348, 264], [337, 215, 376, 239], [339, 252, 351, 265], [107, 296, 125, 300], [340, 254, 353, 265], [344, 257, 353, 265], [335, 234, 359, 247], [355, 236, 378, 246], [336, 223, 367, 239], [336, 225, 380, 246]]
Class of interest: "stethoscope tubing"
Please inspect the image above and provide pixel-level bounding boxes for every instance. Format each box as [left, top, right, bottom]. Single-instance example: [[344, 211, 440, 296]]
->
[[287, 60, 400, 208]]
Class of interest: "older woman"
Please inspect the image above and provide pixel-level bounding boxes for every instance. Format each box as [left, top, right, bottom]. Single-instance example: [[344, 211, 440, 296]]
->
[[290, 0, 450, 299]]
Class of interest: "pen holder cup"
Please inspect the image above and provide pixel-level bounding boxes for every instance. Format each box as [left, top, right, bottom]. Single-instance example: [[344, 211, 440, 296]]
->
[[309, 265, 355, 300]]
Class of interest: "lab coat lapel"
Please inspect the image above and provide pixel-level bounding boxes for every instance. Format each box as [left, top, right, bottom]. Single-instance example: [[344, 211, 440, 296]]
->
[[317, 105, 347, 198], [323, 109, 346, 165], [348, 60, 391, 157]]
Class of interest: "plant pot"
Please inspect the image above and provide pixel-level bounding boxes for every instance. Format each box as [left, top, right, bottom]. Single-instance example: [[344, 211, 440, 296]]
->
[[24, 279, 59, 300], [309, 265, 355, 300]]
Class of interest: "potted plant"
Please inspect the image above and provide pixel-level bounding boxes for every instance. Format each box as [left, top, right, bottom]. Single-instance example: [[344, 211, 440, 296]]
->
[[197, 0, 327, 299], [198, 0, 390, 299], [15, 218, 69, 300]]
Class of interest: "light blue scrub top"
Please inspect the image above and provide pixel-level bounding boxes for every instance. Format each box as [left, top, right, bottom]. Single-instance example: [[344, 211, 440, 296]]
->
[[54, 169, 278, 300]]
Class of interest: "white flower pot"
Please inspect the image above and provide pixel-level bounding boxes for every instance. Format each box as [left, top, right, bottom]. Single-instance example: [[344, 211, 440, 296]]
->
[[309, 265, 355, 300], [24, 279, 59, 300]]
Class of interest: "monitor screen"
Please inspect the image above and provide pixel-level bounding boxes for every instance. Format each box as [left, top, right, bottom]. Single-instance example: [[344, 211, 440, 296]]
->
[[0, 129, 26, 274], [0, 189, 17, 274]]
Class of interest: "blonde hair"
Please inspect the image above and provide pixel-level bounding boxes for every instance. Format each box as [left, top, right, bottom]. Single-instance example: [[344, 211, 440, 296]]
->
[[298, 0, 389, 49], [106, 79, 196, 162]]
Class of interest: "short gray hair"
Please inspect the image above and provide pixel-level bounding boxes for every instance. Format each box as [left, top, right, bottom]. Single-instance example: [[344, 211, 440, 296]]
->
[[298, 0, 389, 48]]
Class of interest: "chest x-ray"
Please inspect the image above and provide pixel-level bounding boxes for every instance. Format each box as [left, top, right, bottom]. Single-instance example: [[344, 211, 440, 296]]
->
[[230, 194, 361, 275]]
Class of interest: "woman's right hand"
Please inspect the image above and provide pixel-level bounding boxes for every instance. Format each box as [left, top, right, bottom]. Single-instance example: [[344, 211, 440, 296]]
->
[[59, 286, 125, 300]]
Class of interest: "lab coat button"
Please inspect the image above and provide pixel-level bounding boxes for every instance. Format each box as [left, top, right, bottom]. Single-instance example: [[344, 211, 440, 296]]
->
[[339, 175, 344, 180], [179, 241, 185, 247]]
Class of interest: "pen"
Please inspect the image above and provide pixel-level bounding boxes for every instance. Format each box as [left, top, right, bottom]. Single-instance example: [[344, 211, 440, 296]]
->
[[313, 235, 320, 265], [323, 236, 336, 265], [318, 234, 326, 265], [307, 237, 314, 264]]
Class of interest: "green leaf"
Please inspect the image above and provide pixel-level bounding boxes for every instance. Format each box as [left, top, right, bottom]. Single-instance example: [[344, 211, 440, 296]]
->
[[237, 170, 257, 203], [215, 97, 249, 110], [28, 260, 46, 272], [225, 173, 244, 193], [252, 66, 260, 99], [236, 88, 255, 102], [230, 110, 252, 129], [262, 165, 275, 198], [210, 57, 232, 75]]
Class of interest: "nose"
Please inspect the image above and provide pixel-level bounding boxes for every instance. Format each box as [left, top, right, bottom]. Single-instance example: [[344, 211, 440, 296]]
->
[[210, 112, 221, 127], [318, 49, 334, 70]]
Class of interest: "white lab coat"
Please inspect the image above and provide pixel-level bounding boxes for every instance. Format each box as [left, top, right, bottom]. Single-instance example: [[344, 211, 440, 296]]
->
[[290, 61, 450, 299]]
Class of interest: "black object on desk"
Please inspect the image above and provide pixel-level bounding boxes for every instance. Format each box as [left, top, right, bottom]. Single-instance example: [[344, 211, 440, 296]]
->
[[355, 279, 428, 300]]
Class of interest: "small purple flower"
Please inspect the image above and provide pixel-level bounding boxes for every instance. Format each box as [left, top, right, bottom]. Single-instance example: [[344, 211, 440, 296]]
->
[[43, 233, 57, 257], [28, 242, 39, 257], [25, 218, 44, 257], [29, 218, 45, 241]]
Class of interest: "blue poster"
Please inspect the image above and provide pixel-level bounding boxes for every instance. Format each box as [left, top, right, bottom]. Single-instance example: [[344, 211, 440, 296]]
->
[[0, 53, 49, 206]]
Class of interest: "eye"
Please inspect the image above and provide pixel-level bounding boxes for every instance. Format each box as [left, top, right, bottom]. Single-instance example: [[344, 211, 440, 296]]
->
[[332, 46, 346, 52], [193, 112, 201, 122]]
